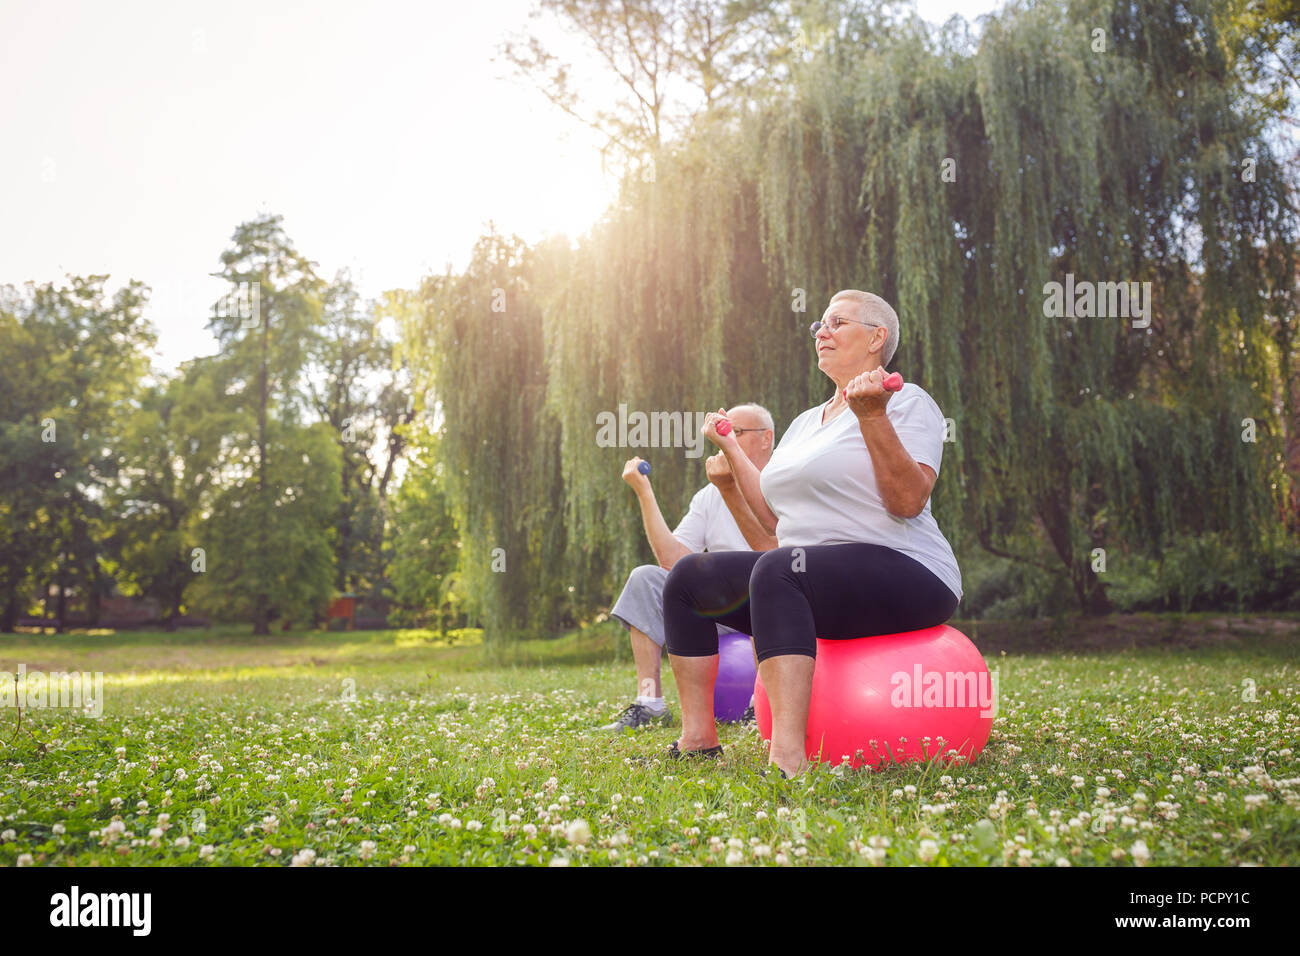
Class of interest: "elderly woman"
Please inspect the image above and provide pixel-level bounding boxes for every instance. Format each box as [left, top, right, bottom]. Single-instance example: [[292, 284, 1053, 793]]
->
[[662, 290, 962, 777]]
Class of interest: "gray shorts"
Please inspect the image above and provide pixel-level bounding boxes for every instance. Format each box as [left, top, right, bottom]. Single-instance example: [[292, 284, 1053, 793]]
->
[[609, 563, 744, 648]]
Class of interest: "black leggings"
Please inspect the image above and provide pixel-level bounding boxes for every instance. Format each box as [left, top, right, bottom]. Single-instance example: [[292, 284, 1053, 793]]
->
[[663, 544, 959, 663]]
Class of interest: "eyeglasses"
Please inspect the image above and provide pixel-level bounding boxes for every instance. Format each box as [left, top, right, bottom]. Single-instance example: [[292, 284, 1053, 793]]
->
[[809, 315, 882, 338], [727, 427, 769, 436]]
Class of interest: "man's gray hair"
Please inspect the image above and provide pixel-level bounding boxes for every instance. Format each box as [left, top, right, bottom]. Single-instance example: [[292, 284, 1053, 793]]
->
[[727, 403, 775, 434], [830, 289, 900, 367]]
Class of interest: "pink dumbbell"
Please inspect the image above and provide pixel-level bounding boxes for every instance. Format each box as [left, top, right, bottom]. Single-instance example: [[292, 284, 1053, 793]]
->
[[716, 419, 732, 436], [844, 372, 903, 399]]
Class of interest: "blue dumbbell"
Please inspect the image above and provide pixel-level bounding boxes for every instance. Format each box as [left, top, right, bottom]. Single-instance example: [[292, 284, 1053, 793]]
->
[[637, 460, 651, 476]]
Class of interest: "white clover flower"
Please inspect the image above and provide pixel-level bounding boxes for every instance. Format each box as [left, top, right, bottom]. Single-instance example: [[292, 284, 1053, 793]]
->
[[566, 819, 591, 845], [917, 839, 939, 862], [466, 820, 483, 832], [291, 848, 317, 867], [358, 840, 377, 860], [17, 854, 33, 867], [725, 850, 744, 865], [1130, 840, 1150, 866]]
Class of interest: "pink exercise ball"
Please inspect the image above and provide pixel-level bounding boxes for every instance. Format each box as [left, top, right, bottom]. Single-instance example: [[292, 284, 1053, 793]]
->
[[753, 625, 993, 769]]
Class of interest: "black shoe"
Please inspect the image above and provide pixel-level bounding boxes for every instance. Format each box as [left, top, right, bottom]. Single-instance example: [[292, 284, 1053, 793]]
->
[[667, 740, 723, 760], [758, 766, 789, 779], [599, 701, 674, 732], [741, 703, 756, 725]]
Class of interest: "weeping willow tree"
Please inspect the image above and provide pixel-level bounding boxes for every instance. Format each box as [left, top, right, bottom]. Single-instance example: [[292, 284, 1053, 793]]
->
[[404, 0, 1297, 638], [400, 230, 573, 642]]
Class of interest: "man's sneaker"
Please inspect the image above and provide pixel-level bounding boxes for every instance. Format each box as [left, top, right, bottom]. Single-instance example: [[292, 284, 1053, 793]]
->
[[599, 701, 674, 732], [741, 703, 756, 725]]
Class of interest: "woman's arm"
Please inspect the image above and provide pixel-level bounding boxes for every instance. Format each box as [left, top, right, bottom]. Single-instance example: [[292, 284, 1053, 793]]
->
[[857, 417, 936, 518], [702, 408, 779, 535], [845, 370, 936, 519]]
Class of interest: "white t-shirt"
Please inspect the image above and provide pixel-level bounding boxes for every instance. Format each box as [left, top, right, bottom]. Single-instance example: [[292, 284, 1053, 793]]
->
[[673, 483, 751, 553], [757, 383, 962, 601]]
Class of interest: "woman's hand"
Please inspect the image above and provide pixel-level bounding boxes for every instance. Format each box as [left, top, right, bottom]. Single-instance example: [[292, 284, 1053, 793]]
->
[[845, 368, 894, 420], [702, 407, 739, 449]]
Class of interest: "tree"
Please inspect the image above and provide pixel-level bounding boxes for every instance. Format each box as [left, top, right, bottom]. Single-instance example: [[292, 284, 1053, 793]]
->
[[400, 228, 572, 641], [108, 368, 222, 629], [0, 277, 153, 631], [497, 0, 834, 169], [206, 214, 330, 634], [386, 425, 464, 633], [406, 0, 1298, 634], [304, 272, 413, 598]]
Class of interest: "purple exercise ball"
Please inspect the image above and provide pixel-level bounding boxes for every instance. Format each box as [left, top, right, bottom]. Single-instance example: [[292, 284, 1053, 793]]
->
[[714, 631, 757, 722]]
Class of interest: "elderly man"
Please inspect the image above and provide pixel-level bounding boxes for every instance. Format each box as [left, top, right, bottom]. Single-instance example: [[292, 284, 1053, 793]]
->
[[599, 403, 777, 732]]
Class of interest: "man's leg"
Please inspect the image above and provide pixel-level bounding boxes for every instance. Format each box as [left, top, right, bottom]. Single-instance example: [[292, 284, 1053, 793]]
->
[[629, 625, 663, 699], [603, 565, 675, 731]]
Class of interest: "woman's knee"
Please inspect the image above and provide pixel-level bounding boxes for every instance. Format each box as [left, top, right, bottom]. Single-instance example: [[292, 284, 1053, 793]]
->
[[664, 553, 708, 601], [750, 547, 805, 594]]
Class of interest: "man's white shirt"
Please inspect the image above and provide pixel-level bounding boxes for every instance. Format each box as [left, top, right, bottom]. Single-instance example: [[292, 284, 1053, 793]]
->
[[672, 484, 751, 553]]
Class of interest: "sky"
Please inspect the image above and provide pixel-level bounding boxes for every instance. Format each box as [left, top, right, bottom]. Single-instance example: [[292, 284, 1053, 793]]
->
[[1, 0, 997, 372]]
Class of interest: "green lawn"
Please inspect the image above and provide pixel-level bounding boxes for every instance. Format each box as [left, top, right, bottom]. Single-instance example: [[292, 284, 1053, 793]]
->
[[0, 618, 1297, 866]]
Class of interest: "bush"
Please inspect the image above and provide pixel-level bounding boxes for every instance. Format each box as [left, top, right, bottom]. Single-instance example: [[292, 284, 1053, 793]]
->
[[1102, 533, 1300, 613], [957, 533, 1300, 617]]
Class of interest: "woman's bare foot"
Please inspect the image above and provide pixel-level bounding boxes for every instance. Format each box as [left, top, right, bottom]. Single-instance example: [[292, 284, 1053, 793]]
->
[[769, 745, 810, 778]]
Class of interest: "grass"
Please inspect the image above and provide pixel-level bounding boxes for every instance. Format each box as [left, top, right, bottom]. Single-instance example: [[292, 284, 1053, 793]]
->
[[0, 617, 1297, 866]]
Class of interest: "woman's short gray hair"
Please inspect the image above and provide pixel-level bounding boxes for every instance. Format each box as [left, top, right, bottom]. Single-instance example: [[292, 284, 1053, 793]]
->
[[830, 290, 899, 367]]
